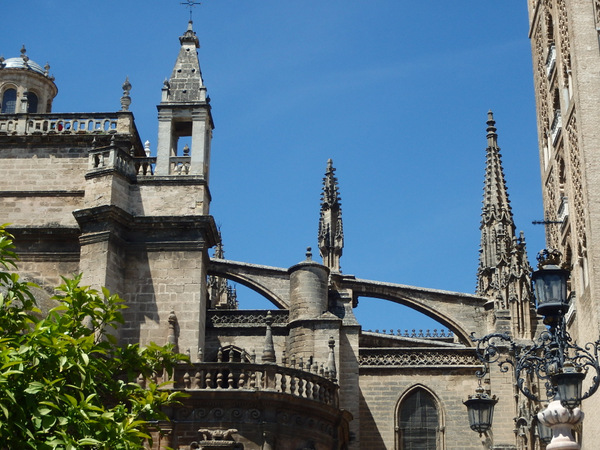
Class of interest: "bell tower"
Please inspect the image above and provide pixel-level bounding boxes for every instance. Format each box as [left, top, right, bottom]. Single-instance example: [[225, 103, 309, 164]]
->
[[156, 20, 214, 185]]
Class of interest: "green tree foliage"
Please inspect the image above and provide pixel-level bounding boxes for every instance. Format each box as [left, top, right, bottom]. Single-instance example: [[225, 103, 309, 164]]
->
[[0, 227, 186, 449]]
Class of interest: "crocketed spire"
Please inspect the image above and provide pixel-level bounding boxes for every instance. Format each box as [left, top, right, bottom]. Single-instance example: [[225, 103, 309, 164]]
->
[[476, 112, 534, 338], [318, 159, 344, 272], [479, 111, 514, 271]]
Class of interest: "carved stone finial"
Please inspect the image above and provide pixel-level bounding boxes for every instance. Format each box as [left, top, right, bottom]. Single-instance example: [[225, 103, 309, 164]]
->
[[44, 62, 50, 76], [262, 311, 276, 363], [183, 144, 190, 156], [0, 56, 5, 69], [144, 140, 151, 156], [326, 336, 337, 382], [167, 311, 178, 351], [120, 76, 132, 111], [20, 45, 29, 64], [306, 247, 312, 261]]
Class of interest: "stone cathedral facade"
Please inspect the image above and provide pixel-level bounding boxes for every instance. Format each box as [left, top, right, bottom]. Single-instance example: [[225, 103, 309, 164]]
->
[[2, 7, 594, 448]]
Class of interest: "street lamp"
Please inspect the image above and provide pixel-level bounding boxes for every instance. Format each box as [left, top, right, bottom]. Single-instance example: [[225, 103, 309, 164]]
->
[[464, 249, 600, 449], [463, 383, 497, 435], [536, 417, 552, 446]]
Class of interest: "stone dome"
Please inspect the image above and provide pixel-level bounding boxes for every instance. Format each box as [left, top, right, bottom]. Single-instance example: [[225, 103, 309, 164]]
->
[[2, 57, 46, 76]]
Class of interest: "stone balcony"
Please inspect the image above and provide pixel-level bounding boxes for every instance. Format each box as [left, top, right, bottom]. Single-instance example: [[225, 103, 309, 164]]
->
[[145, 361, 349, 449]]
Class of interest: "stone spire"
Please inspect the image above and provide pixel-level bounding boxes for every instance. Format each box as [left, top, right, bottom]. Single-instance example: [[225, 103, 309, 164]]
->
[[477, 112, 534, 337], [478, 111, 514, 274], [318, 159, 344, 272], [164, 20, 204, 103]]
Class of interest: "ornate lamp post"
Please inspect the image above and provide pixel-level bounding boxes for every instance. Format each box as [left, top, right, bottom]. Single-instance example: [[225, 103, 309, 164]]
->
[[464, 250, 600, 449]]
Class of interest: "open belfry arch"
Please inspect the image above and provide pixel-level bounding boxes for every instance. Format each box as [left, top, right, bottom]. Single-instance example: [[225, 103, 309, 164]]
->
[[0, 14, 555, 450]]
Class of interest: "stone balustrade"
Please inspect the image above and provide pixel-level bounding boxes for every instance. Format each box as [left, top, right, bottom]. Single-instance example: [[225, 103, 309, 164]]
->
[[359, 347, 480, 368], [0, 112, 136, 136], [88, 142, 157, 178], [364, 328, 454, 339], [170, 156, 191, 175], [147, 361, 339, 408], [134, 156, 157, 176]]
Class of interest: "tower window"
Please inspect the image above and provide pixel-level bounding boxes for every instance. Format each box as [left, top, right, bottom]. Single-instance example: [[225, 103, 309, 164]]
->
[[398, 388, 439, 449], [27, 92, 38, 113], [1, 89, 17, 114]]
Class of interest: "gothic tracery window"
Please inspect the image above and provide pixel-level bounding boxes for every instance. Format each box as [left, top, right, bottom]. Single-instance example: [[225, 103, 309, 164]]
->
[[398, 388, 440, 450]]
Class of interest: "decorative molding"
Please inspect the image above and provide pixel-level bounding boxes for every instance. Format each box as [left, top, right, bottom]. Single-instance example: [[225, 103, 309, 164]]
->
[[0, 190, 84, 198], [359, 348, 480, 368]]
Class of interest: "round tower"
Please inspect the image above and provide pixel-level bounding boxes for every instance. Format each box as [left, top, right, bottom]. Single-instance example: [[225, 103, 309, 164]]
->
[[0, 46, 58, 114], [287, 248, 331, 361], [288, 249, 330, 322]]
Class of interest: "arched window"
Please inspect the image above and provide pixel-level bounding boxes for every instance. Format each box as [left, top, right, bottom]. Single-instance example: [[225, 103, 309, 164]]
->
[[398, 388, 439, 449], [1, 89, 17, 114], [27, 92, 38, 113]]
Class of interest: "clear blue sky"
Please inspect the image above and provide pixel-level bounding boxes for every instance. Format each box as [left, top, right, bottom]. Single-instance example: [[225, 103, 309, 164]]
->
[[3, 1, 545, 333]]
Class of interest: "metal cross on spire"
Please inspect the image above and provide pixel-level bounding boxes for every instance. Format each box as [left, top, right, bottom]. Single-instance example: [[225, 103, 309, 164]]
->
[[180, 0, 201, 21]]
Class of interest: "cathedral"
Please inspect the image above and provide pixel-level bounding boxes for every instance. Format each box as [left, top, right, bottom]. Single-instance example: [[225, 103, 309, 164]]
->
[[1, 1, 599, 449]]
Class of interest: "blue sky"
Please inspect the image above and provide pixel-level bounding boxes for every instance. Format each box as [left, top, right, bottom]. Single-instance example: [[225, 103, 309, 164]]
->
[[3, 1, 544, 333]]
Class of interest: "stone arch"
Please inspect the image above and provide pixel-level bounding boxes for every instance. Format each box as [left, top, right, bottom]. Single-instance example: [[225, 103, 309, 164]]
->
[[345, 279, 485, 345], [207, 260, 290, 309], [209, 270, 285, 309], [207, 260, 487, 345], [26, 91, 38, 113], [1, 86, 17, 113], [395, 384, 445, 450]]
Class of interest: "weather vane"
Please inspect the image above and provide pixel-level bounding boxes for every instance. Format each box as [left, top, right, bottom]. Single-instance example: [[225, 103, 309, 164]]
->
[[181, 0, 201, 21]]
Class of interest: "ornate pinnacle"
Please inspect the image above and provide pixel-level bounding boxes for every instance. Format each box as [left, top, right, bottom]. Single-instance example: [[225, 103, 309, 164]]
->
[[262, 311, 276, 363], [120, 77, 132, 111], [318, 159, 344, 272], [326, 337, 337, 382]]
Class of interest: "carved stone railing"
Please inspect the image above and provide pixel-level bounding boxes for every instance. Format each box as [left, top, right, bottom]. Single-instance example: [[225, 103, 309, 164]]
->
[[134, 156, 156, 176], [0, 112, 136, 136], [364, 328, 454, 339], [170, 156, 191, 175], [208, 309, 289, 327], [359, 347, 480, 368], [149, 362, 339, 408], [88, 145, 136, 179]]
